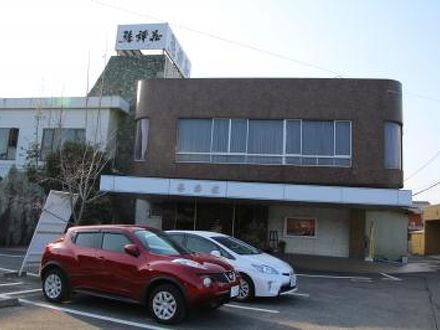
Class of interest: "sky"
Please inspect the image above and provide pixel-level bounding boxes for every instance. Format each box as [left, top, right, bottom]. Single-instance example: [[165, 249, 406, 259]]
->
[[0, 0, 439, 204]]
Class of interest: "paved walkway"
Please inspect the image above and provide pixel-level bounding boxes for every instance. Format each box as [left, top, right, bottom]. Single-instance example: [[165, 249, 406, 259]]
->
[[277, 253, 440, 274]]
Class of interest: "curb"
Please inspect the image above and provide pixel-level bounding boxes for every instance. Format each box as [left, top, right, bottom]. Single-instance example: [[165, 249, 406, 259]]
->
[[0, 297, 19, 308]]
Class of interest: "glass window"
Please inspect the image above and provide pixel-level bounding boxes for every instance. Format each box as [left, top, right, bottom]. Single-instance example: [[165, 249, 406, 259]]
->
[[335, 121, 351, 156], [186, 235, 219, 254], [40, 128, 86, 160], [0, 128, 19, 160], [230, 119, 247, 153], [285, 218, 316, 237], [286, 120, 301, 154], [134, 118, 149, 161], [248, 120, 283, 154], [177, 119, 211, 152], [212, 236, 261, 255], [302, 121, 334, 156], [135, 229, 188, 255], [167, 233, 186, 246], [186, 235, 232, 258], [384, 122, 402, 169], [212, 119, 229, 152], [102, 233, 132, 253], [175, 118, 352, 168], [75, 232, 100, 248]]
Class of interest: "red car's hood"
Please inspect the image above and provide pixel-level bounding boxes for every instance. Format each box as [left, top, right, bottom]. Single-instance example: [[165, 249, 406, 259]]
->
[[185, 252, 235, 272]]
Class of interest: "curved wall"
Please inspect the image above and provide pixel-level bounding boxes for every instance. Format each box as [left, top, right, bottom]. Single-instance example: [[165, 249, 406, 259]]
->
[[132, 78, 403, 188]]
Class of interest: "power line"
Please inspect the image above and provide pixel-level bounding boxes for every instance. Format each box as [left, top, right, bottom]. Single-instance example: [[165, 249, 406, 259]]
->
[[404, 149, 440, 182], [93, 0, 440, 106], [406, 92, 440, 103], [412, 180, 440, 197], [92, 0, 343, 76]]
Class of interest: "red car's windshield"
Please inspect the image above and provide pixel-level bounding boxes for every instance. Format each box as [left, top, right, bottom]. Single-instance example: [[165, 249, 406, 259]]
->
[[135, 229, 190, 256]]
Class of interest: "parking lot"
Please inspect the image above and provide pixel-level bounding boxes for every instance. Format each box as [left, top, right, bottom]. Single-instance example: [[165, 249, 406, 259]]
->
[[1, 251, 440, 329]]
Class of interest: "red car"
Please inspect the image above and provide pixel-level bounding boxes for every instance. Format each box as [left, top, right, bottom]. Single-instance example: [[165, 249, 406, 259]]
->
[[40, 225, 240, 324]]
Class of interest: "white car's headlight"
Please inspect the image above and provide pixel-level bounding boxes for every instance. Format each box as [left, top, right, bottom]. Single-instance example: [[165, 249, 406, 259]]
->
[[172, 258, 207, 269], [252, 264, 279, 275]]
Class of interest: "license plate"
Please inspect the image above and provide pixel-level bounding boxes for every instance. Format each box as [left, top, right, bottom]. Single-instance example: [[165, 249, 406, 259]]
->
[[230, 285, 239, 298]]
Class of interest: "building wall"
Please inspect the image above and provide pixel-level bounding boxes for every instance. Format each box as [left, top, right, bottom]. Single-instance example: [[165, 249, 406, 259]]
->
[[132, 78, 403, 188], [422, 204, 440, 255], [268, 205, 350, 257], [365, 210, 408, 258], [409, 231, 425, 255], [88, 55, 184, 172]]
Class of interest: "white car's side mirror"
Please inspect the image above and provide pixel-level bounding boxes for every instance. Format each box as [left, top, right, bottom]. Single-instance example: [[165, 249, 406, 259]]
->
[[210, 250, 221, 258]]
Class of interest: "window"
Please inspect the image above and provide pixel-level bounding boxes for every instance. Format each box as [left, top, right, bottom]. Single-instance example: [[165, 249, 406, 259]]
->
[[186, 235, 232, 258], [284, 218, 316, 237], [176, 119, 352, 167], [212, 236, 261, 255], [134, 118, 149, 161], [40, 128, 85, 160], [135, 229, 188, 255], [167, 233, 186, 246], [384, 122, 402, 170], [102, 233, 132, 253], [0, 128, 19, 160], [74, 232, 100, 248]]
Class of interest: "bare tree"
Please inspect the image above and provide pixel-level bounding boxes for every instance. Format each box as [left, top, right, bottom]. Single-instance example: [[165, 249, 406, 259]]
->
[[56, 141, 111, 225]]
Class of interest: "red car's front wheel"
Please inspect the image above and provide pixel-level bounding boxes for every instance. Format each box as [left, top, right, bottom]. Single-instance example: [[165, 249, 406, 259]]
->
[[42, 268, 70, 303], [148, 284, 187, 324]]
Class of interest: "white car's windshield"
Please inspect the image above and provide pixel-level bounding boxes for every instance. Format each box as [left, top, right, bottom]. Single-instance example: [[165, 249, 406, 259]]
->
[[212, 236, 261, 255], [135, 229, 189, 255]]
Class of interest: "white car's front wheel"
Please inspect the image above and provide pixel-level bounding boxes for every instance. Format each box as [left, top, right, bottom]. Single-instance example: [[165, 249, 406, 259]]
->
[[236, 274, 255, 302]]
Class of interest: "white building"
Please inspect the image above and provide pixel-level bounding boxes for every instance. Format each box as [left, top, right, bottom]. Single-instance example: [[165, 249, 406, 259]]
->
[[0, 96, 129, 178]]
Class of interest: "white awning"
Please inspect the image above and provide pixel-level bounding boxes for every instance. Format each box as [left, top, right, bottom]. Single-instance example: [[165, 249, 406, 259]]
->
[[100, 175, 412, 207]]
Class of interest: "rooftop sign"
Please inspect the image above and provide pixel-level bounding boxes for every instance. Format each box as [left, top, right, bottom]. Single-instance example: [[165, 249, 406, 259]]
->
[[116, 23, 191, 78]]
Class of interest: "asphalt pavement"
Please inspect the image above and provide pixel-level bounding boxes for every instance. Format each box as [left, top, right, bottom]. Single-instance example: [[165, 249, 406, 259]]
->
[[0, 250, 440, 329]]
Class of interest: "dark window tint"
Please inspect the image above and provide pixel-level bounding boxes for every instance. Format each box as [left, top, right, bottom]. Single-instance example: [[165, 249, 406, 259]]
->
[[102, 233, 132, 253], [186, 235, 232, 258], [135, 230, 187, 255], [168, 233, 186, 246], [212, 236, 261, 255], [75, 232, 100, 248]]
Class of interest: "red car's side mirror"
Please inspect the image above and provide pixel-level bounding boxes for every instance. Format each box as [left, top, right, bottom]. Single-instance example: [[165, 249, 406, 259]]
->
[[124, 244, 140, 257]]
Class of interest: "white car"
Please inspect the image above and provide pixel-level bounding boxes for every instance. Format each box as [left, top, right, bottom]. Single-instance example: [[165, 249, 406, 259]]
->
[[166, 230, 297, 301]]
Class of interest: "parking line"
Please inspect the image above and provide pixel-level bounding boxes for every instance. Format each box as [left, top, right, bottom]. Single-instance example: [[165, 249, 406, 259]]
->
[[0, 282, 24, 287], [224, 303, 280, 314], [0, 253, 24, 258], [297, 273, 372, 281], [287, 292, 310, 298], [4, 288, 42, 295], [18, 298, 169, 330], [0, 266, 39, 277], [380, 273, 402, 281]]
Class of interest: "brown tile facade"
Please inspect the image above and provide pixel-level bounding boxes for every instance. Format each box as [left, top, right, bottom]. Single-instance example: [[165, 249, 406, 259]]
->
[[131, 78, 403, 188]]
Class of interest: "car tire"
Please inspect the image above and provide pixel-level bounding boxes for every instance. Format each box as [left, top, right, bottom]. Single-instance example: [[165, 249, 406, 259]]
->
[[148, 284, 187, 324], [236, 273, 255, 302], [42, 268, 70, 303]]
